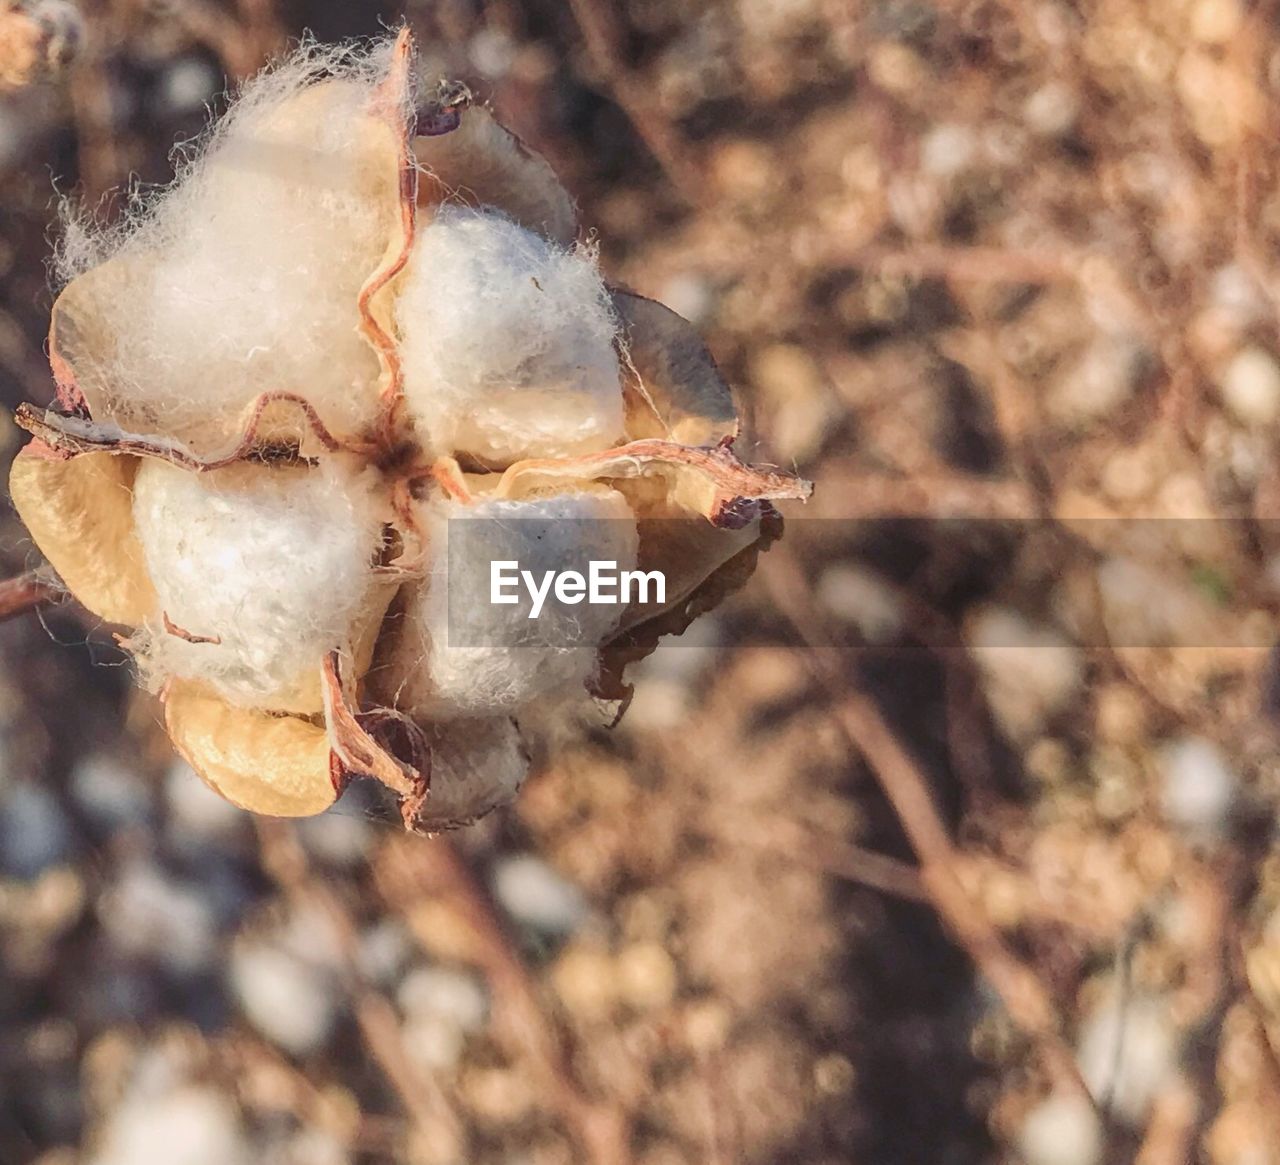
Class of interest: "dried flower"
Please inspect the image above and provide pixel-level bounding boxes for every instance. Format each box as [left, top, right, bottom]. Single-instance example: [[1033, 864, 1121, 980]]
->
[[10, 31, 811, 830]]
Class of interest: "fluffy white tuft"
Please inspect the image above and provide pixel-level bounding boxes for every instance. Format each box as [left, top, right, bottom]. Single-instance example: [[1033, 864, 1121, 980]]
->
[[57, 40, 400, 445], [376, 488, 637, 719], [423, 716, 528, 826], [131, 459, 386, 710], [396, 207, 625, 464]]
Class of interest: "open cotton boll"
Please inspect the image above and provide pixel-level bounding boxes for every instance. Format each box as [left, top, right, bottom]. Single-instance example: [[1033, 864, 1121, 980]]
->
[[132, 459, 386, 711], [397, 207, 625, 463], [423, 716, 528, 826], [377, 488, 638, 720], [57, 45, 396, 447]]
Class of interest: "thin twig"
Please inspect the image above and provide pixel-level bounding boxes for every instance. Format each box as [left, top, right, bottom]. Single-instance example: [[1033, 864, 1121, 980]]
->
[[698, 811, 929, 903], [0, 568, 62, 621], [760, 550, 1101, 1114], [563, 0, 706, 207], [374, 835, 634, 1165], [254, 819, 468, 1162]]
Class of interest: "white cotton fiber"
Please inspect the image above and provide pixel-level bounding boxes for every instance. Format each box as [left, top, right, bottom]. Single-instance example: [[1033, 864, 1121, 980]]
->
[[423, 716, 528, 826], [376, 487, 638, 720], [58, 43, 398, 447], [131, 459, 386, 711], [396, 207, 625, 464]]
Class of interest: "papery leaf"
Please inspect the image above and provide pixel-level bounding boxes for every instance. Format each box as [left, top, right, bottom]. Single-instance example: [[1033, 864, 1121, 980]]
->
[[594, 508, 783, 705]]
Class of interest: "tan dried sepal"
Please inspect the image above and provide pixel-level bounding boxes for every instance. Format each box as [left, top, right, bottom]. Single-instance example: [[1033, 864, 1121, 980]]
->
[[321, 649, 421, 802], [165, 679, 339, 817], [16, 393, 345, 468], [414, 102, 578, 247], [491, 439, 811, 523], [9, 444, 156, 625], [613, 291, 739, 447]]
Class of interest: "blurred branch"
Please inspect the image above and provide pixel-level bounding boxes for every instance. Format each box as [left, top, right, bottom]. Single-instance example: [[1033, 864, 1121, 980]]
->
[[563, 0, 707, 208], [0, 568, 61, 621], [698, 810, 929, 903], [760, 549, 1102, 1116], [255, 820, 469, 1162], [375, 835, 634, 1165]]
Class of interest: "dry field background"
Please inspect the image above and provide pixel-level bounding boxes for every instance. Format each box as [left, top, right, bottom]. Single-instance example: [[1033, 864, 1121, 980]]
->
[[4, 0, 1280, 1162]]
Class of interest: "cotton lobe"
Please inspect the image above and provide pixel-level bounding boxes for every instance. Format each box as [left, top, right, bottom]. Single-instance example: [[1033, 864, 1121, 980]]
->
[[377, 488, 638, 719], [55, 48, 398, 450], [397, 207, 624, 464], [131, 459, 386, 711]]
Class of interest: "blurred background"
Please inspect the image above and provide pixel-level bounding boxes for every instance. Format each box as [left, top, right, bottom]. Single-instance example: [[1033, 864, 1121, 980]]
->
[[5, 0, 1280, 1162]]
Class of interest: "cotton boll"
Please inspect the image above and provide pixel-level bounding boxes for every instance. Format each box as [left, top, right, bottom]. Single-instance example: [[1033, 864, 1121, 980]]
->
[[378, 488, 637, 719], [132, 459, 386, 711], [229, 940, 338, 1055], [57, 45, 398, 447], [397, 207, 624, 463], [91, 1086, 251, 1165]]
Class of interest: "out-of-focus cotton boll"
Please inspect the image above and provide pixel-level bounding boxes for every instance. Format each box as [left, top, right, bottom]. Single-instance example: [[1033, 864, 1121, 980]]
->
[[397, 207, 624, 463], [57, 50, 397, 447], [131, 459, 386, 710], [378, 488, 637, 719]]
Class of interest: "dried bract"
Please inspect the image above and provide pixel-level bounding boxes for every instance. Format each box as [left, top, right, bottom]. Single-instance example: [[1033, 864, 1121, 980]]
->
[[11, 30, 812, 831]]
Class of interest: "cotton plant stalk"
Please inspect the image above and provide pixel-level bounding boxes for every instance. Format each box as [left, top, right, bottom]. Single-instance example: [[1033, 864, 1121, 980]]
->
[[9, 30, 812, 831]]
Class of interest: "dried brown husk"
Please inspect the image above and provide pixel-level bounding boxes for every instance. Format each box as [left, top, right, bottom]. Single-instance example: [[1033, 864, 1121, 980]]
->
[[9, 443, 156, 625], [614, 291, 740, 447], [414, 98, 579, 247], [164, 678, 340, 817]]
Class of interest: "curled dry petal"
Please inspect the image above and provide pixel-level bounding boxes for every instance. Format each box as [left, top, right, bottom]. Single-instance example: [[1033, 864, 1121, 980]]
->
[[164, 679, 340, 817], [322, 649, 422, 801], [359, 29, 419, 435]]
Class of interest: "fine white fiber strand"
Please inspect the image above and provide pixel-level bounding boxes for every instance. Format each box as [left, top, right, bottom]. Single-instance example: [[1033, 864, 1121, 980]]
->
[[396, 206, 625, 464], [423, 716, 528, 826], [131, 458, 387, 711], [55, 40, 401, 449], [378, 487, 638, 720]]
